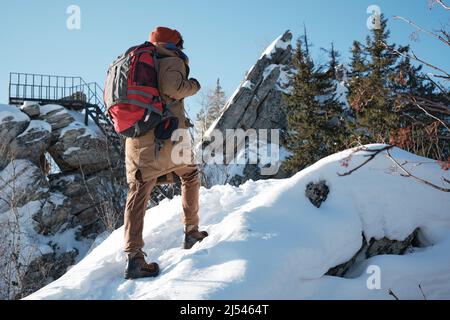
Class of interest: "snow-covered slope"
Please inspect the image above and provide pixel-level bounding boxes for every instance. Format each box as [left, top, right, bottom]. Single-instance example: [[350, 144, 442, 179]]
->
[[25, 146, 450, 300]]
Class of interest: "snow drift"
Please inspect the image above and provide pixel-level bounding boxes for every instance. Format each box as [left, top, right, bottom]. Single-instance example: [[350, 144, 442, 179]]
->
[[25, 146, 450, 300]]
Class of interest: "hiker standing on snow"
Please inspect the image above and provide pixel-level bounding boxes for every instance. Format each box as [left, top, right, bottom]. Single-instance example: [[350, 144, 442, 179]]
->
[[120, 27, 208, 279]]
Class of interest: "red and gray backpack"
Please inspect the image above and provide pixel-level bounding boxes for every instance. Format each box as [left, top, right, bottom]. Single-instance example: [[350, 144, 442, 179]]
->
[[104, 42, 178, 139]]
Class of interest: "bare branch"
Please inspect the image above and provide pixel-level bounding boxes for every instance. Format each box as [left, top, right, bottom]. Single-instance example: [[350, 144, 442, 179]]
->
[[393, 15, 450, 46], [338, 145, 394, 177], [434, 0, 450, 10], [386, 149, 450, 192], [385, 43, 450, 79], [409, 95, 450, 132]]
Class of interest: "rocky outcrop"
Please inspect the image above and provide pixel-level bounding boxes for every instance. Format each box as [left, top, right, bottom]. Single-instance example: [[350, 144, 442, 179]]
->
[[48, 169, 126, 238], [202, 31, 294, 187], [0, 102, 126, 299]]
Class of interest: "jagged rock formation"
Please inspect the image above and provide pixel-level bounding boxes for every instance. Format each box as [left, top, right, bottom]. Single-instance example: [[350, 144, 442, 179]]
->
[[305, 181, 330, 208], [327, 229, 420, 277], [0, 103, 125, 299], [202, 31, 294, 187]]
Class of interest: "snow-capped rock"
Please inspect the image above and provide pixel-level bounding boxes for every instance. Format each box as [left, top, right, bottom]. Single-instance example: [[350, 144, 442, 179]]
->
[[20, 101, 40, 117], [9, 120, 52, 166]]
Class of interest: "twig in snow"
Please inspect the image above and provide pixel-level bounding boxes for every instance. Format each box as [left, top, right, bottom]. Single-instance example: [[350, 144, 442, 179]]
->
[[389, 289, 400, 300], [338, 145, 394, 177], [418, 284, 427, 300], [386, 149, 450, 192]]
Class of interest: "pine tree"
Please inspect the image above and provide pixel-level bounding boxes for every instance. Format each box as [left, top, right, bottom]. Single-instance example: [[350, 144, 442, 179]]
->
[[348, 15, 401, 143], [195, 78, 226, 138], [284, 36, 350, 173], [326, 42, 341, 79]]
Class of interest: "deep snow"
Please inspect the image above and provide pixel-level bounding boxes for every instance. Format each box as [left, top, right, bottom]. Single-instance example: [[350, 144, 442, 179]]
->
[[25, 146, 450, 300]]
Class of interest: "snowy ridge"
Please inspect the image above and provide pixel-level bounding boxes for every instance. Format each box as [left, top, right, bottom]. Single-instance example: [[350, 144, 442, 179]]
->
[[25, 146, 450, 300]]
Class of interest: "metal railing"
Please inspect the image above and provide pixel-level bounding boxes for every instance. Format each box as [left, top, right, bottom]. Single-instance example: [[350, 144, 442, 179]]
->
[[8, 72, 106, 112]]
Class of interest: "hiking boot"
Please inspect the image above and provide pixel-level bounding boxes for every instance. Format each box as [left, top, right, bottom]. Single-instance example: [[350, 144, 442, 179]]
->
[[124, 249, 160, 280], [183, 225, 209, 250]]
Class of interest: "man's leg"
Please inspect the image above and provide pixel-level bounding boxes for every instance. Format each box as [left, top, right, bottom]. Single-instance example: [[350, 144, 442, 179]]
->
[[124, 170, 156, 253], [174, 165, 200, 227], [123, 170, 160, 279], [174, 165, 208, 249]]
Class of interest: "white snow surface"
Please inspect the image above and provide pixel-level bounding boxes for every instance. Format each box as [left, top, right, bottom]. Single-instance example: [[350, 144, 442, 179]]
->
[[17, 120, 52, 139], [25, 146, 450, 300], [0, 104, 29, 123]]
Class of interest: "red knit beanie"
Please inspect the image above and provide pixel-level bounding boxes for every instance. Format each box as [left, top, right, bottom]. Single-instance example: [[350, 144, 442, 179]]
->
[[150, 27, 182, 45]]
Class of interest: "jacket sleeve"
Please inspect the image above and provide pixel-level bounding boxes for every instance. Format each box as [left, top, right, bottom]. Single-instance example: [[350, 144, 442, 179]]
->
[[159, 58, 200, 100]]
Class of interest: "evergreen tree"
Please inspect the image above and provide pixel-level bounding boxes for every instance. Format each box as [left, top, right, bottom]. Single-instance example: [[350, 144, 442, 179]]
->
[[284, 36, 350, 173], [196, 78, 226, 138], [348, 15, 401, 143]]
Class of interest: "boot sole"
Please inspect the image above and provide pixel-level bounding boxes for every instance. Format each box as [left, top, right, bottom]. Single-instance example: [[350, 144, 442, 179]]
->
[[183, 238, 204, 250], [124, 270, 160, 280]]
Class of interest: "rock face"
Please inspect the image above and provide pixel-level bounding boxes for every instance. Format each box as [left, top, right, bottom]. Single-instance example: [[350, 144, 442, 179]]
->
[[0, 102, 126, 299], [0, 159, 49, 213], [327, 230, 420, 277], [20, 101, 40, 117], [48, 169, 126, 238], [305, 181, 330, 208], [202, 31, 294, 187], [9, 121, 52, 166], [49, 123, 114, 174], [0, 105, 30, 169]]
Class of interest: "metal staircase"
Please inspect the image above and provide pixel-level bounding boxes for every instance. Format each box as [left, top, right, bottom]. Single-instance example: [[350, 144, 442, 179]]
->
[[8, 72, 181, 204]]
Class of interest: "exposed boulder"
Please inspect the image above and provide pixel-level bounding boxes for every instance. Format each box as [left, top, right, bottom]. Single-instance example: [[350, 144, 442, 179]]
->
[[38, 104, 76, 140], [0, 105, 30, 169], [327, 229, 420, 277], [20, 101, 40, 117], [48, 122, 114, 174], [9, 120, 52, 166], [0, 159, 48, 214]]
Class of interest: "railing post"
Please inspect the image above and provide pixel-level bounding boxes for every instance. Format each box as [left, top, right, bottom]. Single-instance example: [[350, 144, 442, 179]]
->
[[84, 105, 89, 126]]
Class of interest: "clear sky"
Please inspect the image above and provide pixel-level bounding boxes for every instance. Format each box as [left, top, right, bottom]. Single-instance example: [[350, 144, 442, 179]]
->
[[0, 0, 448, 119]]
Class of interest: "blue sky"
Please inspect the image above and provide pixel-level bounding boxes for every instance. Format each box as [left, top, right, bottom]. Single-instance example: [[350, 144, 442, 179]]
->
[[0, 0, 448, 119]]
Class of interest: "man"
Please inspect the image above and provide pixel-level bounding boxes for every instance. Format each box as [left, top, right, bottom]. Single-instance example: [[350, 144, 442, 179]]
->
[[123, 27, 208, 280]]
